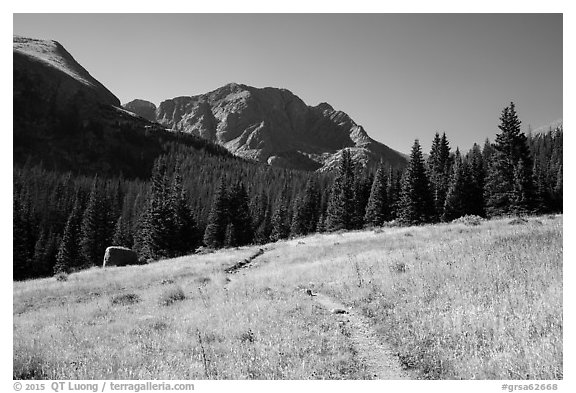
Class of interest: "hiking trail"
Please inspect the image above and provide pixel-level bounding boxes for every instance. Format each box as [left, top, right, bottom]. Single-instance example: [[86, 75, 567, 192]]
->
[[312, 292, 412, 379]]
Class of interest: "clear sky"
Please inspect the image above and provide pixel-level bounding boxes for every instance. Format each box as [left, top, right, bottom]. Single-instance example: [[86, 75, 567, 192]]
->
[[13, 13, 562, 153]]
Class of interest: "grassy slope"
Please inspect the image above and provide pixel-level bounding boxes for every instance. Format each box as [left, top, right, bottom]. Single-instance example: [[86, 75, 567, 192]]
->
[[13, 215, 562, 380]]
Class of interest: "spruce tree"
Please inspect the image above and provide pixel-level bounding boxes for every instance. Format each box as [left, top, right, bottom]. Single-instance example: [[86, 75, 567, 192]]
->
[[203, 181, 229, 248], [291, 177, 321, 236], [443, 150, 469, 221], [112, 215, 133, 248], [386, 168, 402, 220], [364, 162, 389, 227], [512, 159, 533, 215], [55, 198, 84, 274], [169, 170, 199, 254], [325, 149, 356, 231], [226, 182, 254, 246], [270, 189, 290, 241], [465, 143, 486, 217], [138, 158, 173, 259], [484, 102, 535, 216], [80, 177, 114, 266], [427, 132, 452, 220], [399, 140, 434, 225]]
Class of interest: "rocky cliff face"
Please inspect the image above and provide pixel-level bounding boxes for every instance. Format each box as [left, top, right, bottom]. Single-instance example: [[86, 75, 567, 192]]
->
[[147, 83, 406, 171]]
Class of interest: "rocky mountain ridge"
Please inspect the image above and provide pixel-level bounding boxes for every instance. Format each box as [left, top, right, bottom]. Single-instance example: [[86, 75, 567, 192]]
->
[[124, 83, 406, 171]]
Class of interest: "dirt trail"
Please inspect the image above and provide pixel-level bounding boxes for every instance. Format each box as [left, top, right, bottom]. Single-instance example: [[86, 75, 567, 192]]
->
[[224, 247, 267, 274], [313, 293, 411, 379]]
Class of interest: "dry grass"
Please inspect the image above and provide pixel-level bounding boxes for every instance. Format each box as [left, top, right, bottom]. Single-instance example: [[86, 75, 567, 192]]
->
[[13, 215, 562, 380]]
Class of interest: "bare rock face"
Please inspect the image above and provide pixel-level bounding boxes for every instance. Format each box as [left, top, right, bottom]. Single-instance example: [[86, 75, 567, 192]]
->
[[152, 83, 407, 171], [123, 99, 157, 122], [103, 246, 139, 267]]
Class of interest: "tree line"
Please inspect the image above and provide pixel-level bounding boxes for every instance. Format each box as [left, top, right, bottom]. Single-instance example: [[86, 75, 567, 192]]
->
[[13, 102, 562, 280]]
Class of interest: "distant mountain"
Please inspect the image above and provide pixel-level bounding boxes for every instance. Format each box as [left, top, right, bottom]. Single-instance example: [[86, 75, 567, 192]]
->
[[123, 99, 157, 122], [531, 119, 563, 135], [13, 36, 233, 178], [125, 84, 407, 171], [13, 36, 120, 120]]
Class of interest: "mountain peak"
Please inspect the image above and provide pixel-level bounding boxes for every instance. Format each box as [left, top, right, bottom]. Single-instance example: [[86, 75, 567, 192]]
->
[[148, 84, 407, 171], [14, 35, 120, 108]]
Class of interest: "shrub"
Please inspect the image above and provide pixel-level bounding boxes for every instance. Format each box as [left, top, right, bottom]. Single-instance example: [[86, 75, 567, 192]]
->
[[13, 352, 48, 380], [159, 285, 186, 306], [390, 260, 407, 273], [111, 293, 141, 306], [509, 217, 528, 225], [54, 272, 68, 282], [452, 215, 484, 226]]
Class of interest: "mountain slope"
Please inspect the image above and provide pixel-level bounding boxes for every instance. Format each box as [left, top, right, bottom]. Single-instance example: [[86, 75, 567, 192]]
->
[[13, 36, 234, 178], [127, 84, 407, 171], [14, 36, 120, 119]]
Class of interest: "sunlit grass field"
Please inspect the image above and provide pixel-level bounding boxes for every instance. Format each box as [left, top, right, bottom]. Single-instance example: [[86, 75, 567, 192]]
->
[[13, 215, 562, 380]]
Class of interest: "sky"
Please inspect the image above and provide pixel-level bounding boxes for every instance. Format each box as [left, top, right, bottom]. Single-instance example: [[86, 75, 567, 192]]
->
[[13, 13, 562, 153]]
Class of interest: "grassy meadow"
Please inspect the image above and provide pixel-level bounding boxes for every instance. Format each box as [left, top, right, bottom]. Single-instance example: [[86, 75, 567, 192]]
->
[[13, 215, 562, 380]]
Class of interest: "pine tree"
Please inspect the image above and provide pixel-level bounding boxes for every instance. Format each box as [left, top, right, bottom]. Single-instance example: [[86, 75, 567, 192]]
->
[[270, 189, 290, 241], [364, 162, 389, 227], [399, 140, 434, 225], [443, 150, 469, 221], [484, 102, 535, 215], [512, 159, 533, 215], [203, 181, 229, 248], [325, 149, 356, 231], [291, 177, 321, 236], [386, 168, 402, 220], [253, 191, 273, 244], [353, 173, 373, 229], [112, 215, 133, 248], [138, 158, 173, 259], [80, 177, 114, 266], [13, 191, 36, 280], [169, 170, 199, 254], [465, 143, 486, 217], [427, 132, 452, 220], [226, 182, 254, 247], [55, 197, 84, 274]]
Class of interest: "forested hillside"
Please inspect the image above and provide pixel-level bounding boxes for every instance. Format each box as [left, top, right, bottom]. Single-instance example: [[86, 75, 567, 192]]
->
[[14, 101, 562, 280]]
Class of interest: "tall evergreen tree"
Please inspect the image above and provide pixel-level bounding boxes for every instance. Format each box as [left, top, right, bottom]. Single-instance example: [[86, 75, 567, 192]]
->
[[169, 170, 199, 254], [226, 181, 254, 247], [399, 140, 434, 225], [325, 149, 356, 231], [203, 181, 229, 248], [484, 102, 535, 215], [443, 150, 470, 221], [386, 168, 402, 220], [112, 214, 133, 248], [137, 158, 173, 259], [364, 162, 389, 227], [80, 177, 115, 266], [55, 197, 84, 274], [270, 186, 290, 241], [465, 143, 486, 217], [427, 132, 452, 220]]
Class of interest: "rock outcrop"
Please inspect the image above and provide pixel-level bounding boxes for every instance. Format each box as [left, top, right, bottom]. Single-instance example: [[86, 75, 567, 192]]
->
[[134, 83, 406, 171], [103, 246, 139, 267]]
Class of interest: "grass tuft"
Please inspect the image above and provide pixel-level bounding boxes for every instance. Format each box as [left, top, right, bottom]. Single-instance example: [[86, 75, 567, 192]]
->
[[110, 293, 141, 306], [159, 285, 186, 306]]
